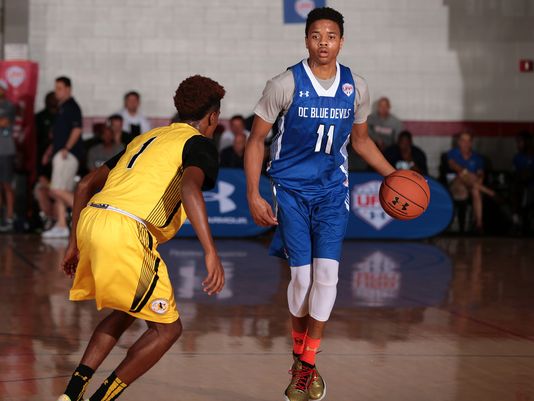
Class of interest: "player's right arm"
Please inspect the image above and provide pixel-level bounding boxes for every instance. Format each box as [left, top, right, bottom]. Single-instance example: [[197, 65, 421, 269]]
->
[[62, 164, 113, 277], [245, 116, 278, 227], [245, 73, 292, 227]]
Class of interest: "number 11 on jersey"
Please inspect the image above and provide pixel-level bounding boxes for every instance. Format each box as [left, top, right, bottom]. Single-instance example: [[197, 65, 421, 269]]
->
[[315, 124, 334, 155]]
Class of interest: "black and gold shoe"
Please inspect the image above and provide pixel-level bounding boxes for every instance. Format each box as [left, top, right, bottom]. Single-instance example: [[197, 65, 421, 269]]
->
[[291, 354, 326, 400], [284, 358, 313, 401], [308, 366, 326, 401]]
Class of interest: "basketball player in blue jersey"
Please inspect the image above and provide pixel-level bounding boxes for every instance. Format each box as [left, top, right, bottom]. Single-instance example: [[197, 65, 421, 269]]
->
[[245, 7, 396, 401]]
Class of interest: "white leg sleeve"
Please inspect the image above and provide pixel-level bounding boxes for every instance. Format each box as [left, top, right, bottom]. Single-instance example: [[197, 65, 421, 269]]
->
[[309, 258, 339, 322], [287, 264, 312, 317]]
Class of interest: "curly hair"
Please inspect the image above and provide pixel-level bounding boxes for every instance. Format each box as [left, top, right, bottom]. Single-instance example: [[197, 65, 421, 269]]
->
[[305, 7, 344, 37], [174, 75, 226, 122]]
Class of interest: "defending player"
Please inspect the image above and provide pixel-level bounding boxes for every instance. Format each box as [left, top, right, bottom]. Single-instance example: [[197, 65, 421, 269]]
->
[[57, 75, 226, 401], [244, 8, 395, 401]]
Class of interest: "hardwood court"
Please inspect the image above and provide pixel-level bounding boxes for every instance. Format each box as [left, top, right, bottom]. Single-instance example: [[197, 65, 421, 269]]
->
[[1, 235, 534, 401]]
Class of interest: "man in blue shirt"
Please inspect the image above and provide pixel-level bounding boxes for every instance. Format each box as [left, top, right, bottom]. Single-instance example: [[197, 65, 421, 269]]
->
[[447, 132, 495, 232], [245, 7, 395, 401]]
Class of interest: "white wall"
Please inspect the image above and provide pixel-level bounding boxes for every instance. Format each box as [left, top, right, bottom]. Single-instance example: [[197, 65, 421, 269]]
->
[[28, 0, 534, 122]]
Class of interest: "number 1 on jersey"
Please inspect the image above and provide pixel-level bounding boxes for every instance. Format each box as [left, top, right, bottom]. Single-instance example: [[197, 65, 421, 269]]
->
[[315, 124, 334, 154], [127, 137, 157, 169]]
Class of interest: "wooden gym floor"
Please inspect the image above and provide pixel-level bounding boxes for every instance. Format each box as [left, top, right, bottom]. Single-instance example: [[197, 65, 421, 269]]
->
[[1, 235, 533, 401]]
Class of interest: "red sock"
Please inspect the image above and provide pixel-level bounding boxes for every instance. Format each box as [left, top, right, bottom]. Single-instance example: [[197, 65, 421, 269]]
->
[[292, 330, 307, 355], [301, 336, 321, 366]]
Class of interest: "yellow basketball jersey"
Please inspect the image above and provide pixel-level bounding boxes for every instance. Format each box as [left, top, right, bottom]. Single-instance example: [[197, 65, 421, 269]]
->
[[91, 123, 202, 243]]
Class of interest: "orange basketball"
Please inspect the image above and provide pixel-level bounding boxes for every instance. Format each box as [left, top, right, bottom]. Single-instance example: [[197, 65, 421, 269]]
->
[[379, 170, 430, 220]]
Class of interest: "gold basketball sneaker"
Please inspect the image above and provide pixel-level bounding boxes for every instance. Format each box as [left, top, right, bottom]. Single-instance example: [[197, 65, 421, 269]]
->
[[284, 358, 314, 401], [308, 366, 326, 401], [290, 355, 326, 401]]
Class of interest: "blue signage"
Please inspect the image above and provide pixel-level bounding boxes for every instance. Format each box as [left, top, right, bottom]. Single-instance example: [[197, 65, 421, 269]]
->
[[177, 169, 273, 238], [159, 239, 279, 306], [284, 0, 325, 24], [346, 173, 453, 239], [336, 242, 452, 308]]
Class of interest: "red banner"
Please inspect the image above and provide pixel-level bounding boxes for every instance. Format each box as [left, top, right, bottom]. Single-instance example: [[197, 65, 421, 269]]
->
[[0, 60, 39, 178]]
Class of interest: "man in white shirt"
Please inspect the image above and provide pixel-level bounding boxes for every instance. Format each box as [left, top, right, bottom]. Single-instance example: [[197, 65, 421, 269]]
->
[[218, 114, 250, 151], [119, 91, 151, 141]]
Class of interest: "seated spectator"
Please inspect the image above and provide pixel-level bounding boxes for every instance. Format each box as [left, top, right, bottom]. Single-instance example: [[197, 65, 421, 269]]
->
[[220, 132, 246, 168], [384, 130, 428, 175], [87, 126, 124, 171], [219, 115, 250, 151], [511, 131, 534, 232], [108, 113, 130, 145], [447, 132, 495, 232], [367, 97, 403, 150], [119, 91, 151, 142], [34, 91, 58, 230]]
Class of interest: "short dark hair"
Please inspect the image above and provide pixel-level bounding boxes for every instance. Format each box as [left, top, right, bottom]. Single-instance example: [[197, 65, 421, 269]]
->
[[397, 130, 413, 142], [305, 7, 344, 37], [230, 115, 245, 124], [124, 91, 140, 101], [174, 75, 225, 122], [108, 113, 123, 122], [55, 76, 72, 87]]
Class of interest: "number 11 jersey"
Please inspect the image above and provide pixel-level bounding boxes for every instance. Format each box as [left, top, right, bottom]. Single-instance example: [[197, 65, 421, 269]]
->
[[258, 60, 365, 194]]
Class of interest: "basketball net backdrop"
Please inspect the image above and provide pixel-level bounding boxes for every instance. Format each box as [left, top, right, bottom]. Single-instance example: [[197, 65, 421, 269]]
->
[[0, 60, 39, 181]]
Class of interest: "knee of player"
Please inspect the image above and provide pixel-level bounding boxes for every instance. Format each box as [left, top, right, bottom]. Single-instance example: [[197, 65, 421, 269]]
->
[[313, 258, 339, 286], [160, 319, 183, 343], [290, 266, 312, 289]]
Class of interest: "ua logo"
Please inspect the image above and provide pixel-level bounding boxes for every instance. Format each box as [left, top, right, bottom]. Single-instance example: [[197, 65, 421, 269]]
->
[[204, 181, 236, 213], [299, 90, 309, 97], [392, 197, 409, 210]]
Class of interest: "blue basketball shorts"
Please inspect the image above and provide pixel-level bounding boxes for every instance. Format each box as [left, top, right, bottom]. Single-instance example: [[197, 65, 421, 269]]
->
[[269, 184, 350, 267]]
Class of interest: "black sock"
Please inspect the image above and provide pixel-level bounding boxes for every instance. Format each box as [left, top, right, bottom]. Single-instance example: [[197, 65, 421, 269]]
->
[[89, 371, 128, 401], [64, 364, 94, 401]]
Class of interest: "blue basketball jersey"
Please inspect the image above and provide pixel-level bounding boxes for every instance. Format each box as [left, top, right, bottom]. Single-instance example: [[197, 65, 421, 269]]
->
[[268, 60, 356, 194]]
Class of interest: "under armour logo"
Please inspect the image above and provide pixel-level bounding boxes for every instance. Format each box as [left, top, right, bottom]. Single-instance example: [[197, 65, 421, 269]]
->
[[74, 372, 89, 381], [392, 197, 409, 210], [299, 90, 309, 97], [204, 181, 236, 213]]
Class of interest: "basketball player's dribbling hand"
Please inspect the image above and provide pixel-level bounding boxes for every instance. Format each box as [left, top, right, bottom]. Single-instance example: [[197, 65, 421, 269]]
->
[[62, 241, 79, 278], [203, 252, 225, 296], [248, 194, 278, 227]]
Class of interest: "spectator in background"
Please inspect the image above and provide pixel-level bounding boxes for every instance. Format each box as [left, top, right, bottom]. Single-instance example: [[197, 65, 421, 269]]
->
[[34, 91, 58, 229], [119, 91, 150, 142], [220, 132, 246, 168], [367, 97, 404, 150], [219, 115, 250, 151], [87, 126, 123, 171], [447, 132, 495, 232], [511, 131, 534, 232], [42, 76, 83, 238], [384, 130, 428, 175], [108, 113, 129, 145], [0, 79, 17, 232]]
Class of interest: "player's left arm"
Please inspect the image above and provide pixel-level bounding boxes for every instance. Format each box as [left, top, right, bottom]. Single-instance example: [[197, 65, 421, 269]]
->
[[351, 122, 395, 177], [62, 165, 111, 277]]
